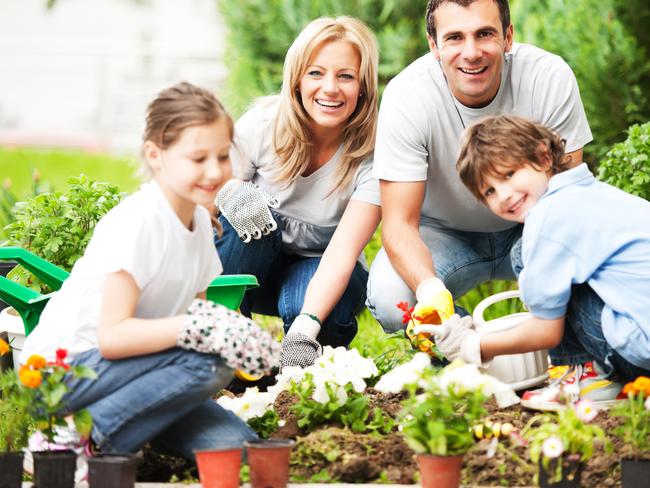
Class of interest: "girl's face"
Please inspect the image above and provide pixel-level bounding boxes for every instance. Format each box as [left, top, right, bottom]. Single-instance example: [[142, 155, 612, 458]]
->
[[147, 118, 232, 226], [298, 40, 362, 136], [479, 163, 551, 223]]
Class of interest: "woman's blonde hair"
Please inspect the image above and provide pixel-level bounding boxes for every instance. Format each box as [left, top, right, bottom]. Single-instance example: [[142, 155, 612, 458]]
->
[[272, 16, 378, 193], [457, 115, 569, 202]]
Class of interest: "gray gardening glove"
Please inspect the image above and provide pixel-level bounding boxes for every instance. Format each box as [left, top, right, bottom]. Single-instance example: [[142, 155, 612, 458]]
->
[[215, 180, 280, 243], [413, 314, 488, 367], [280, 314, 323, 369], [178, 298, 281, 376]]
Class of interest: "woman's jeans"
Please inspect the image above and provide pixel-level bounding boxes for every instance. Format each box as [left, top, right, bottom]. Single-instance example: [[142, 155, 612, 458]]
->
[[64, 348, 256, 457], [367, 224, 523, 332], [510, 239, 650, 382], [215, 216, 367, 347]]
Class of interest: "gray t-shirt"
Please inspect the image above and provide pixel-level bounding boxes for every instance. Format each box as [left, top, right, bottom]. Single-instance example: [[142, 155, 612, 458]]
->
[[373, 43, 593, 232], [231, 99, 380, 256]]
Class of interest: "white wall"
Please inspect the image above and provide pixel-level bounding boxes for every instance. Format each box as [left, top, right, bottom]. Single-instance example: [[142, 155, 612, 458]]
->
[[0, 0, 226, 153]]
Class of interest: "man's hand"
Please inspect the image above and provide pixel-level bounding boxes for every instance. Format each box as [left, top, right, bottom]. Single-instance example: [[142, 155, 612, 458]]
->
[[177, 298, 281, 376], [413, 277, 455, 326], [215, 180, 280, 243]]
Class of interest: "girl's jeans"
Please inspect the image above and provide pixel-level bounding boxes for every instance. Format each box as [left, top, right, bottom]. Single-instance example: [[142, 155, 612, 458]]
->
[[367, 224, 523, 332], [215, 216, 367, 347], [64, 348, 256, 457], [510, 239, 650, 382]]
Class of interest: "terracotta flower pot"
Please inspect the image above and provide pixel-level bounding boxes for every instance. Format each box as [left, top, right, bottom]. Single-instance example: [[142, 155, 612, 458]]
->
[[32, 449, 77, 488], [621, 458, 650, 487], [245, 439, 296, 488], [87, 453, 138, 488], [194, 446, 242, 488], [0, 451, 24, 488], [417, 453, 464, 488], [538, 456, 583, 487]]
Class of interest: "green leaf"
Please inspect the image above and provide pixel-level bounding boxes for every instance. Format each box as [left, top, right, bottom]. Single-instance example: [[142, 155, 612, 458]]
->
[[73, 409, 93, 438]]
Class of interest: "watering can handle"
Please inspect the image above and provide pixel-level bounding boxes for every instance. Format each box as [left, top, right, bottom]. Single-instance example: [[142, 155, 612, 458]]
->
[[0, 247, 69, 290], [472, 290, 522, 327]]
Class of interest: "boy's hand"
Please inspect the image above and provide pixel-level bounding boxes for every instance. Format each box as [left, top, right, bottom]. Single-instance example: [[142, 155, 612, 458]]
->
[[215, 180, 280, 243], [178, 299, 280, 376]]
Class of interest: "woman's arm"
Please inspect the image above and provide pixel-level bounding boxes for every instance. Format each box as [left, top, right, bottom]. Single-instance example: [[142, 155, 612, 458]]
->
[[97, 270, 184, 359], [301, 200, 381, 321]]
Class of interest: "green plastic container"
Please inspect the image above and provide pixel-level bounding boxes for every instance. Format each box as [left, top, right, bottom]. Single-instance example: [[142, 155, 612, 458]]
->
[[207, 274, 258, 310]]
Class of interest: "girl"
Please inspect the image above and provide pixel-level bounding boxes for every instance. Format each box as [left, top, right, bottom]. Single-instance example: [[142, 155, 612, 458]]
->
[[20, 82, 279, 458], [214, 17, 381, 369]]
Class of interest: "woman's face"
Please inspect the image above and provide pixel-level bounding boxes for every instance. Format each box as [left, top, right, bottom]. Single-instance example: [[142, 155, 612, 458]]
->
[[298, 40, 362, 134]]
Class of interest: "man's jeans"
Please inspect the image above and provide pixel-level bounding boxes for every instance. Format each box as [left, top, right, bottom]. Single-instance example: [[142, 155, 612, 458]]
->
[[367, 224, 523, 332], [64, 348, 256, 458], [215, 216, 367, 347], [511, 239, 650, 382]]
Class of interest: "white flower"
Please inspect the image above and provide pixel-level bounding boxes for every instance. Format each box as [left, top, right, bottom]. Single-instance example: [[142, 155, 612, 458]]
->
[[216, 387, 273, 421], [645, 395, 650, 411], [541, 436, 564, 459], [574, 399, 598, 422], [375, 353, 430, 393]]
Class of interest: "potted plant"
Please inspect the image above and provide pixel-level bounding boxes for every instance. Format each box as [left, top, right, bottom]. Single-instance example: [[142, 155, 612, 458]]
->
[[375, 355, 519, 488], [18, 348, 96, 488], [0, 337, 33, 488], [523, 398, 610, 487], [611, 376, 650, 487]]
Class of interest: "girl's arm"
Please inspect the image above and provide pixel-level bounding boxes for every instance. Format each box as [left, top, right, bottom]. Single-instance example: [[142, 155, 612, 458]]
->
[[479, 315, 565, 361], [301, 200, 381, 321], [97, 270, 184, 359]]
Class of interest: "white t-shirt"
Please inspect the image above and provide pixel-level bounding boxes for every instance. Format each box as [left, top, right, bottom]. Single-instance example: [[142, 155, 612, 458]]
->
[[231, 99, 380, 257], [373, 43, 593, 232], [20, 181, 222, 362]]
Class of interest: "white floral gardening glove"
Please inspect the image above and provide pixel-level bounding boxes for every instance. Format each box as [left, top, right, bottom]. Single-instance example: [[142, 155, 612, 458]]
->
[[413, 314, 490, 368], [178, 298, 281, 377], [280, 314, 323, 369], [215, 180, 280, 243]]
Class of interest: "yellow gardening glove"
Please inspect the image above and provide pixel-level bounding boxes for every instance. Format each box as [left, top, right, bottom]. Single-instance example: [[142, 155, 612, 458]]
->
[[406, 278, 454, 355]]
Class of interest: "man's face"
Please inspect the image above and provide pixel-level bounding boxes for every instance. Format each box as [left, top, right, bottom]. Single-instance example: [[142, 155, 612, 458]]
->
[[428, 0, 513, 108]]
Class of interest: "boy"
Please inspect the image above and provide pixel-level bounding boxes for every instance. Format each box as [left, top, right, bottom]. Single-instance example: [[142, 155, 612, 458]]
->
[[428, 115, 650, 409]]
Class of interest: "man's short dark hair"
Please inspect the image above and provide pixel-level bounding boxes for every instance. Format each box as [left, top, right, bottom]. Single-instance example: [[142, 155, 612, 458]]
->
[[425, 0, 511, 42]]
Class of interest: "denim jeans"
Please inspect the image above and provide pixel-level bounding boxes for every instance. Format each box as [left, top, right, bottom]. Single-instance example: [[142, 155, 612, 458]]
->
[[215, 216, 367, 347], [367, 224, 523, 332], [510, 239, 650, 382], [64, 348, 256, 458]]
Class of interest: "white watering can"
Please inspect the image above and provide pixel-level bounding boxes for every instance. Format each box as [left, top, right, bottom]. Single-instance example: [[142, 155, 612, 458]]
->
[[472, 290, 548, 391]]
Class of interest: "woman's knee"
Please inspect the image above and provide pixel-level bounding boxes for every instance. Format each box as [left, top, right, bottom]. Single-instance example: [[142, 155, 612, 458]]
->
[[176, 350, 233, 393]]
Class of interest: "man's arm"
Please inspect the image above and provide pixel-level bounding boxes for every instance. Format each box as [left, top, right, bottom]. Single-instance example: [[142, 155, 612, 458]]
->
[[380, 179, 435, 292]]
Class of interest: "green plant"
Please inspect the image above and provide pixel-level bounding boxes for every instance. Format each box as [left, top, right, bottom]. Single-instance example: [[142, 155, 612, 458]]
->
[[4, 174, 126, 292], [522, 399, 611, 484], [0, 338, 33, 452], [611, 376, 650, 458], [598, 121, 650, 200], [247, 409, 281, 439], [17, 348, 97, 443]]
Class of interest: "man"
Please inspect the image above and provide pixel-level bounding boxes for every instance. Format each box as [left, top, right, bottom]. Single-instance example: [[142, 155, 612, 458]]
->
[[366, 0, 591, 330]]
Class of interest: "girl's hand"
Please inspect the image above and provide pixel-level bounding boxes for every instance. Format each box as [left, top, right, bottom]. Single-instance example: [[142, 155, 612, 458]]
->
[[178, 299, 280, 376]]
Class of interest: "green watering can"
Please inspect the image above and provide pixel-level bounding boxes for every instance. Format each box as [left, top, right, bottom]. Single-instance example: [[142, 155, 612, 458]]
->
[[0, 246, 258, 337]]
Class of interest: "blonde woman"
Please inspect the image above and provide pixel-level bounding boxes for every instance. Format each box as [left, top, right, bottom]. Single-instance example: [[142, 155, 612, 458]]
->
[[215, 16, 380, 369]]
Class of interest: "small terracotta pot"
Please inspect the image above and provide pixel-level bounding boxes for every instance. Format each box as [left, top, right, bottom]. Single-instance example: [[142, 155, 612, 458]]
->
[[245, 439, 296, 488], [538, 456, 583, 487], [194, 447, 242, 488], [417, 453, 464, 488], [621, 458, 650, 487], [87, 453, 138, 488]]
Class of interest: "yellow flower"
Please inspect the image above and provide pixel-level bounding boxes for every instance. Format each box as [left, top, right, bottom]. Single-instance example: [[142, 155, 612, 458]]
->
[[19, 366, 42, 388], [25, 354, 47, 370], [0, 338, 9, 356]]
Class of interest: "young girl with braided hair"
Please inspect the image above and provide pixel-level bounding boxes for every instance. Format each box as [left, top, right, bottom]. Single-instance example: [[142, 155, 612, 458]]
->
[[21, 82, 279, 458]]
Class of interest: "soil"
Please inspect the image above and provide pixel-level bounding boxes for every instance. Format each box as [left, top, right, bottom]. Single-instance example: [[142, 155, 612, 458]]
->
[[137, 388, 649, 486]]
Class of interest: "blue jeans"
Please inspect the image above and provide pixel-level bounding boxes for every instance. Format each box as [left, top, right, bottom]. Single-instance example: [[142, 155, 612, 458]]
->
[[64, 348, 256, 458], [510, 239, 650, 382], [367, 224, 523, 332], [215, 216, 367, 347]]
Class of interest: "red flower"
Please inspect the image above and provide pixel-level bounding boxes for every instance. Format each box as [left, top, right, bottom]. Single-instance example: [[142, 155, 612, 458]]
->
[[56, 349, 68, 360], [396, 302, 415, 325]]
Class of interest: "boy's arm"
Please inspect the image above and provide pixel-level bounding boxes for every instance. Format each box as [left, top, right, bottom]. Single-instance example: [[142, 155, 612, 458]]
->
[[479, 315, 565, 361]]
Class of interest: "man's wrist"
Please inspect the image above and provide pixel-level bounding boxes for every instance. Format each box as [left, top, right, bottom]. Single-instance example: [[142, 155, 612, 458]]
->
[[416, 277, 446, 302]]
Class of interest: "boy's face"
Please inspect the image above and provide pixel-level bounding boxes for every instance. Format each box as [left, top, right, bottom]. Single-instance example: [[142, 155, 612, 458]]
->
[[479, 164, 551, 222]]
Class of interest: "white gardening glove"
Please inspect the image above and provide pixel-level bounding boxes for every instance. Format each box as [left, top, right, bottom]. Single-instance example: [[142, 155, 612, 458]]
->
[[281, 314, 323, 369], [215, 180, 280, 243], [177, 298, 281, 376], [413, 314, 490, 367]]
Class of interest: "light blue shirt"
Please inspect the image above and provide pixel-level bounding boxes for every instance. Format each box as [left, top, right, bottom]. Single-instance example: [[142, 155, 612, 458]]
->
[[520, 164, 650, 369]]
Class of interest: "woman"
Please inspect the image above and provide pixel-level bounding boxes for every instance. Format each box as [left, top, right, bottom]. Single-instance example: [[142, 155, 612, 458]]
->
[[214, 16, 380, 369]]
